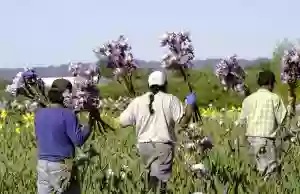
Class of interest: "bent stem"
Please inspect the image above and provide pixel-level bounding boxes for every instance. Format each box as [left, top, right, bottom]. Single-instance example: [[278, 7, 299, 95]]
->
[[179, 66, 202, 124], [121, 74, 136, 97], [75, 110, 116, 162], [89, 110, 115, 135], [287, 82, 296, 117]]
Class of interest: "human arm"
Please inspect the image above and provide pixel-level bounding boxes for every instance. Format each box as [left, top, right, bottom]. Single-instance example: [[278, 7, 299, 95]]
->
[[170, 93, 195, 127], [119, 100, 136, 128], [238, 99, 248, 126], [274, 98, 287, 126], [179, 105, 193, 127], [65, 110, 92, 147]]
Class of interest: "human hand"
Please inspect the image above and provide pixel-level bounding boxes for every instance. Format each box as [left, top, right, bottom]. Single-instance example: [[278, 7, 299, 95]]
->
[[185, 92, 196, 105]]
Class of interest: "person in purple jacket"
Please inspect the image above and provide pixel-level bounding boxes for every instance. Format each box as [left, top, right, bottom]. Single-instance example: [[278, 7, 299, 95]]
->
[[35, 78, 92, 194]]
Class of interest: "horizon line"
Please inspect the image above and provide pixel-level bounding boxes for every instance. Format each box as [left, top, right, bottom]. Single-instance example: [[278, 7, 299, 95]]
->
[[0, 56, 271, 69]]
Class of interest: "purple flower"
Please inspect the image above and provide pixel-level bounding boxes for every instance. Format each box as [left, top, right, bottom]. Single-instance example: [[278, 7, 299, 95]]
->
[[94, 35, 137, 77], [160, 31, 194, 70], [281, 50, 300, 83]]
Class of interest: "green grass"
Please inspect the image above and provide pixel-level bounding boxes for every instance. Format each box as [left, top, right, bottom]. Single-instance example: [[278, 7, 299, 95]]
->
[[99, 59, 300, 109], [1, 110, 300, 193]]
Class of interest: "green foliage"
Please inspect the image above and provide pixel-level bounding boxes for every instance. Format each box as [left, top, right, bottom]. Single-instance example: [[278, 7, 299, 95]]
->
[[100, 59, 300, 108], [0, 79, 11, 100], [1, 111, 300, 193]]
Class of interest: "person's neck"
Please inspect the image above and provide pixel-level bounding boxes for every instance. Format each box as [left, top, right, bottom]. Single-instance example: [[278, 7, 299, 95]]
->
[[260, 86, 271, 92], [49, 103, 63, 108]]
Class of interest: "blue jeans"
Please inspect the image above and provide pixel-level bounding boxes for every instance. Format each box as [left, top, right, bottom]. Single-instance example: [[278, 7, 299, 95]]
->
[[37, 160, 81, 194]]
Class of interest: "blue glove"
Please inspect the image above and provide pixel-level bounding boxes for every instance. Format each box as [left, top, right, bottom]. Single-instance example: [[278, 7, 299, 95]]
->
[[185, 92, 196, 105], [22, 71, 36, 79]]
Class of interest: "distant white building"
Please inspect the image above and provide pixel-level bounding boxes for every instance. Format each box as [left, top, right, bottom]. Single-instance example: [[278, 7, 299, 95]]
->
[[41, 77, 76, 88]]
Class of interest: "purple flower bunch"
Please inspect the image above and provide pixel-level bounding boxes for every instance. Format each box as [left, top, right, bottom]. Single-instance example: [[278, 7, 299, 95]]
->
[[67, 62, 114, 135], [215, 55, 245, 80], [67, 62, 101, 112], [93, 35, 136, 96], [281, 48, 300, 83], [93, 35, 137, 80], [5, 67, 48, 107], [160, 31, 194, 70], [214, 55, 247, 94]]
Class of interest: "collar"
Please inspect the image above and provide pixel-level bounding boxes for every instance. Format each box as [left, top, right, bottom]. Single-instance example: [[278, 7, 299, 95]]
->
[[49, 103, 63, 108], [257, 88, 271, 93]]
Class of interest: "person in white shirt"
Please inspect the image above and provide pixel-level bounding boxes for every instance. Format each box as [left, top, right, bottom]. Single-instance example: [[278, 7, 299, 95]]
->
[[119, 70, 196, 193]]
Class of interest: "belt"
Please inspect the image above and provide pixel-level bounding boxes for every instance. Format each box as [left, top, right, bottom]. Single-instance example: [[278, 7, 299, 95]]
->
[[140, 141, 174, 145], [46, 158, 73, 169]]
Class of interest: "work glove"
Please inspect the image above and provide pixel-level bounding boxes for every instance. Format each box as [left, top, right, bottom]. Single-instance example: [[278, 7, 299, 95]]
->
[[185, 92, 196, 105]]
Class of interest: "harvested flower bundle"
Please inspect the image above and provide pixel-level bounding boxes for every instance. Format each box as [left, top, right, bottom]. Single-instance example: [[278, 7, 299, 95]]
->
[[93, 35, 137, 97], [68, 62, 114, 134], [281, 48, 300, 117], [215, 55, 249, 96], [160, 31, 202, 123], [5, 67, 49, 110]]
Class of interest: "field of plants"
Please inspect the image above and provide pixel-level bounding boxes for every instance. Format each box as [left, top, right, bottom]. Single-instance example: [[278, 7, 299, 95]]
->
[[1, 98, 300, 194], [1, 45, 300, 193]]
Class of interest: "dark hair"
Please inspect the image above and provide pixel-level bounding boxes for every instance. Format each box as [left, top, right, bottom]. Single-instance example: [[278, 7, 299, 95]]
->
[[48, 79, 72, 104], [257, 70, 276, 86], [48, 89, 64, 104], [148, 84, 166, 115]]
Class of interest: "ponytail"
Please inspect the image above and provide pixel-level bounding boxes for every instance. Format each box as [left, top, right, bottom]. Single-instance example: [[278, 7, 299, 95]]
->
[[149, 93, 155, 115], [148, 85, 165, 115]]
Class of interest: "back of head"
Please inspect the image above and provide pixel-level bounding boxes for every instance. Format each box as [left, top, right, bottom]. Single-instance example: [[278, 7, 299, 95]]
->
[[48, 78, 73, 104], [257, 70, 276, 87], [147, 71, 167, 115]]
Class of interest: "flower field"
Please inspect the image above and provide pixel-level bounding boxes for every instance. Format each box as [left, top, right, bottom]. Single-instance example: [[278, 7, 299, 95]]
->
[[1, 98, 300, 194]]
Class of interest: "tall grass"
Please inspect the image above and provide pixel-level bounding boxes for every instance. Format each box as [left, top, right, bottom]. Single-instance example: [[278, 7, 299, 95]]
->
[[1, 110, 300, 193]]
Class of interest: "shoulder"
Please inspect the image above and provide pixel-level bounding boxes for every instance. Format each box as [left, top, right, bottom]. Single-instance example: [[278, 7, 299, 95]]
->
[[133, 92, 154, 104], [170, 94, 181, 102], [129, 95, 142, 104], [35, 107, 51, 116], [59, 108, 78, 124], [254, 90, 282, 102], [162, 93, 183, 106], [259, 90, 281, 101], [154, 92, 179, 102], [242, 91, 259, 104], [35, 107, 72, 121], [270, 93, 283, 103], [242, 95, 250, 105], [61, 108, 76, 117], [121, 96, 141, 111], [42, 107, 75, 118]]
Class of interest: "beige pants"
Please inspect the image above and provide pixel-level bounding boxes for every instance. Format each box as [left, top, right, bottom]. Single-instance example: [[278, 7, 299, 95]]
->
[[247, 137, 277, 175], [37, 160, 81, 194], [138, 142, 174, 182]]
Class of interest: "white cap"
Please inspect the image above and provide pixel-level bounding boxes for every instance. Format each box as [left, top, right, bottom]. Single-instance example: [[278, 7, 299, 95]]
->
[[148, 71, 167, 86]]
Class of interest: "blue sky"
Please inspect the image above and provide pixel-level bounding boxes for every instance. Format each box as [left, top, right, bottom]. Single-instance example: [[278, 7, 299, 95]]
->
[[0, 0, 299, 68]]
